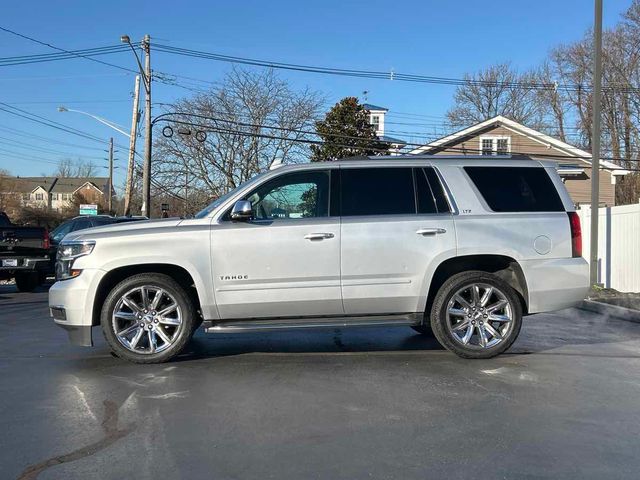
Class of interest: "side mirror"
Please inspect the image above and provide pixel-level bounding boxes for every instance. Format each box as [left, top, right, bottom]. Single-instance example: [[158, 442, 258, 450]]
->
[[230, 200, 253, 221]]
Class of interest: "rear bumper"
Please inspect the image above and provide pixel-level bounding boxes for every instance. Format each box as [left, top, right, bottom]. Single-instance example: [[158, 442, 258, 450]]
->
[[0, 256, 51, 272], [49, 268, 105, 346], [521, 257, 590, 313]]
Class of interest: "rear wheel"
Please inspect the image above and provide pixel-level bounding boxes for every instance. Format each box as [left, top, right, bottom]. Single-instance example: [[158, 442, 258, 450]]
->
[[101, 273, 197, 363], [15, 272, 39, 292], [430, 271, 522, 359]]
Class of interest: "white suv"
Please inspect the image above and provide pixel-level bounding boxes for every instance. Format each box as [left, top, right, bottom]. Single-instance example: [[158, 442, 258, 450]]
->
[[49, 156, 589, 363]]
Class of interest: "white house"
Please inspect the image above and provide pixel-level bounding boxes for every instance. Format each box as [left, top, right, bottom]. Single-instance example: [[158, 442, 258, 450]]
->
[[363, 103, 407, 155]]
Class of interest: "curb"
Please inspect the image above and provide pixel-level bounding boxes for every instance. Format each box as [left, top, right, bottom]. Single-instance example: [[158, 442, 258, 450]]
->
[[580, 299, 640, 323]]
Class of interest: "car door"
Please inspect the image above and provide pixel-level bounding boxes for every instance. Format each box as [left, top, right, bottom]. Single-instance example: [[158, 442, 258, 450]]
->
[[211, 168, 343, 319], [340, 166, 456, 316]]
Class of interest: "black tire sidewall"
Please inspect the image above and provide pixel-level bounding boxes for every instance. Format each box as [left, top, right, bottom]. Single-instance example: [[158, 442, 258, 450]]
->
[[430, 271, 523, 359], [15, 272, 39, 292], [101, 273, 196, 363]]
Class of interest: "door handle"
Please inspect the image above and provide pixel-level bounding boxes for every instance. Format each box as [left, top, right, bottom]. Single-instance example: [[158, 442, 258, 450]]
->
[[304, 232, 335, 240], [416, 228, 447, 236]]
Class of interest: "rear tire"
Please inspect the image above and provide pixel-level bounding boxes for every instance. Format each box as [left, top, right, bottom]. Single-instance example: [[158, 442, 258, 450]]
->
[[101, 273, 197, 364], [15, 272, 39, 292], [430, 271, 522, 359]]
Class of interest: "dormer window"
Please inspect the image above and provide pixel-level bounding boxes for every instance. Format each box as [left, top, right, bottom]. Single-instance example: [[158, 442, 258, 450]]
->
[[370, 115, 380, 132], [480, 136, 511, 155]]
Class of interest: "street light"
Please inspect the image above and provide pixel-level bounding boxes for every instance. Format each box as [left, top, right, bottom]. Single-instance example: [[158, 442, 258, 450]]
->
[[57, 106, 130, 138], [121, 33, 152, 218]]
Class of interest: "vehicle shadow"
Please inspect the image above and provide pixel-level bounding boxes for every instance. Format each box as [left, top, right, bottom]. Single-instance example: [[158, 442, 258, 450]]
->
[[171, 308, 640, 362], [176, 326, 446, 362]]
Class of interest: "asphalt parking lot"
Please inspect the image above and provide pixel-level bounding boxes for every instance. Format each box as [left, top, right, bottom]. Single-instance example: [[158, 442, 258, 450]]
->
[[2, 284, 640, 480]]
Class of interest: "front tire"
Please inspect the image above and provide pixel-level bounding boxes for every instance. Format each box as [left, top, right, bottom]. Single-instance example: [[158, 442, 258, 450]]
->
[[15, 272, 40, 292], [430, 271, 522, 359], [101, 273, 197, 363]]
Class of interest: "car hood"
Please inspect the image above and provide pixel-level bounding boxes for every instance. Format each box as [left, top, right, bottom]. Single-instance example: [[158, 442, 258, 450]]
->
[[64, 218, 184, 241]]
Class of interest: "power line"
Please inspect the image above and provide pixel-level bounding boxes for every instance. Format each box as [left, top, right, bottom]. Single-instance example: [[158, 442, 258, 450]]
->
[[154, 114, 640, 165], [153, 43, 640, 94], [0, 103, 109, 144], [0, 136, 110, 160], [0, 125, 109, 151], [0, 26, 136, 72]]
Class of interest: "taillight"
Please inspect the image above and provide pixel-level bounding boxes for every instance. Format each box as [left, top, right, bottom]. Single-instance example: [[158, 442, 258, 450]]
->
[[43, 229, 50, 250], [568, 212, 582, 258]]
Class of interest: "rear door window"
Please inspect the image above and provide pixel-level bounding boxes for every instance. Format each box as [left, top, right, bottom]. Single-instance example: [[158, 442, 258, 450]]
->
[[415, 167, 450, 214], [340, 168, 415, 216], [464, 167, 564, 212]]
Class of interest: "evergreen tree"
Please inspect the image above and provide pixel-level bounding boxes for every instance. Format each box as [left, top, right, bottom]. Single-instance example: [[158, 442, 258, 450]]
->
[[310, 97, 387, 161]]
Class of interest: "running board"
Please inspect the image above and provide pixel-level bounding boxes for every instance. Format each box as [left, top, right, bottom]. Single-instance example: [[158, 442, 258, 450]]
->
[[204, 313, 421, 333]]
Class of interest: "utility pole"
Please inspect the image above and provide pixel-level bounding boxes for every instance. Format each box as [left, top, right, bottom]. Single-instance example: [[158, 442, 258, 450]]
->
[[108, 137, 114, 214], [590, 0, 603, 286], [142, 34, 152, 218], [124, 75, 141, 216], [184, 171, 188, 217]]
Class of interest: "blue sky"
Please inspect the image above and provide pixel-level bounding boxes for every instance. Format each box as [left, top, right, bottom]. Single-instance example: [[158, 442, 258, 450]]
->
[[0, 0, 632, 186]]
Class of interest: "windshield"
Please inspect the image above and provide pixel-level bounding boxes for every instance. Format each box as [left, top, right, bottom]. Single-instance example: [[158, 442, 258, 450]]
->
[[194, 172, 269, 219]]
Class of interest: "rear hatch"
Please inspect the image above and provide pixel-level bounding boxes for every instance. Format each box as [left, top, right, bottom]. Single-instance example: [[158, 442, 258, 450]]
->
[[0, 226, 48, 257]]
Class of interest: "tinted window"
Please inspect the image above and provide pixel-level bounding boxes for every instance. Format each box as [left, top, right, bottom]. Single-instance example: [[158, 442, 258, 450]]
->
[[50, 221, 73, 243], [464, 167, 564, 212], [424, 168, 450, 213], [92, 217, 117, 226], [71, 218, 93, 231], [247, 170, 330, 220], [341, 168, 415, 216], [415, 167, 450, 214]]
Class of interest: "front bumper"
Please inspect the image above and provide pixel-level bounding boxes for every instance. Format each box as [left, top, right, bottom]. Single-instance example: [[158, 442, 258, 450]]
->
[[521, 257, 590, 313], [49, 268, 106, 346]]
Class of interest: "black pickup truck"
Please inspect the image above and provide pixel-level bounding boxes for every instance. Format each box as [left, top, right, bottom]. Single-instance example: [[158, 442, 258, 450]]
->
[[0, 212, 52, 292]]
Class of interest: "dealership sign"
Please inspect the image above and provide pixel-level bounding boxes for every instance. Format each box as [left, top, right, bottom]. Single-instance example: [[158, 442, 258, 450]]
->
[[79, 204, 98, 215]]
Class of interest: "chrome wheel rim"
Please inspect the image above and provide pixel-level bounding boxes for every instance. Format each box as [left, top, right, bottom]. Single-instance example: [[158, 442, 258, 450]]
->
[[112, 286, 183, 355], [445, 283, 514, 349]]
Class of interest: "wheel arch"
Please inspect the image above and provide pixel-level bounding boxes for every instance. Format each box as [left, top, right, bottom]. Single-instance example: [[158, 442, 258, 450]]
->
[[91, 263, 203, 326], [424, 255, 529, 320]]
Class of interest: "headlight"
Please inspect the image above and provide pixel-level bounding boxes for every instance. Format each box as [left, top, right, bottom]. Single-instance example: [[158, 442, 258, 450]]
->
[[56, 241, 95, 280]]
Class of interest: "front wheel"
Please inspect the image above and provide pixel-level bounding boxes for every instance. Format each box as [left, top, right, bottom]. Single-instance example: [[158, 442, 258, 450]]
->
[[15, 271, 40, 292], [101, 273, 197, 363], [430, 271, 522, 359]]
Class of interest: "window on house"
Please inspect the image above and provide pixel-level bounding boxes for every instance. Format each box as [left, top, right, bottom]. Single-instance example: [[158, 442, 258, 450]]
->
[[62, 194, 70, 201], [35, 193, 44, 201], [481, 139, 493, 156], [480, 136, 511, 155], [370, 115, 380, 131], [496, 138, 509, 155]]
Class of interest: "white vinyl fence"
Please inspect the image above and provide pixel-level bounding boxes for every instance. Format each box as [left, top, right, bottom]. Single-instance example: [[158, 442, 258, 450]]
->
[[577, 202, 640, 292]]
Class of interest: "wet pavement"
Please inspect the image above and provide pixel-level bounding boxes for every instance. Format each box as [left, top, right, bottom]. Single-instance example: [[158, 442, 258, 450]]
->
[[2, 283, 640, 479]]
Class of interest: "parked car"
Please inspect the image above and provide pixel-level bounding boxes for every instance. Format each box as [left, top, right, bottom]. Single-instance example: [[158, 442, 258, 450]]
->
[[0, 211, 50, 292], [49, 156, 589, 363], [49, 215, 147, 251]]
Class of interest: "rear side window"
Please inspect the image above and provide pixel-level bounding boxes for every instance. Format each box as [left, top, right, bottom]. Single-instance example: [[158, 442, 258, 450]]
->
[[341, 168, 415, 216], [415, 167, 450, 214], [464, 167, 564, 212]]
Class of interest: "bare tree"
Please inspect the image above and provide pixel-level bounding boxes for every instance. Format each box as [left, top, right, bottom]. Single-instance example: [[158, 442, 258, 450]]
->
[[446, 63, 546, 129], [153, 68, 323, 211], [0, 169, 21, 217], [54, 158, 99, 178]]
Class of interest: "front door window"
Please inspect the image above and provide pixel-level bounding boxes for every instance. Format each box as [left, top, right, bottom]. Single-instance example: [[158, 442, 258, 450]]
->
[[247, 170, 330, 220]]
